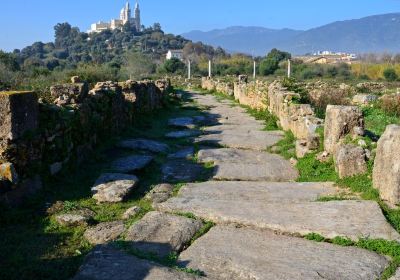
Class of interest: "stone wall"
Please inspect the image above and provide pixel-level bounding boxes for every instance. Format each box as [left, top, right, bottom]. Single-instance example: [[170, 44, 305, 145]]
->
[[233, 80, 268, 110], [0, 78, 169, 205], [268, 81, 323, 155]]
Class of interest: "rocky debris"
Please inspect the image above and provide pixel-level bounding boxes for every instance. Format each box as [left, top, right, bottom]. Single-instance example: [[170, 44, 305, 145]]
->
[[316, 151, 331, 163], [145, 184, 174, 204], [122, 206, 142, 220], [0, 162, 19, 184], [197, 148, 298, 182], [356, 82, 386, 93], [0, 91, 39, 141], [168, 147, 195, 159], [324, 105, 364, 154], [168, 117, 196, 128], [238, 74, 248, 83], [334, 145, 368, 178], [89, 81, 122, 96], [55, 209, 95, 227], [71, 76, 81, 83], [73, 245, 201, 280], [92, 173, 139, 203], [111, 155, 153, 173], [46, 201, 65, 215], [373, 125, 400, 205], [289, 157, 298, 166], [125, 211, 203, 258], [118, 139, 169, 153], [158, 184, 400, 241], [84, 221, 125, 245], [50, 82, 89, 106], [296, 140, 312, 158], [165, 130, 201, 139], [352, 94, 378, 106], [178, 226, 389, 280], [161, 160, 206, 183]]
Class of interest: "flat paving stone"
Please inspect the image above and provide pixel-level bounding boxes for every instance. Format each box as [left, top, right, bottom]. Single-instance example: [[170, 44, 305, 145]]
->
[[196, 130, 283, 150], [92, 173, 139, 203], [159, 186, 400, 241], [118, 139, 169, 153], [168, 147, 195, 159], [73, 245, 201, 280], [165, 130, 202, 139], [198, 148, 298, 181], [111, 155, 153, 173], [125, 211, 203, 258], [161, 160, 207, 183], [178, 226, 389, 280], [84, 221, 125, 245]]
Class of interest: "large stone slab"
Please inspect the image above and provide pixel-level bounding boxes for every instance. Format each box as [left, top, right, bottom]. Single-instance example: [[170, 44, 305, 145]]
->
[[125, 211, 203, 258], [166, 130, 201, 139], [118, 139, 169, 153], [111, 155, 153, 173], [92, 173, 139, 203], [196, 131, 283, 150], [73, 245, 201, 280], [84, 221, 125, 245], [161, 160, 206, 183], [178, 226, 389, 280], [168, 147, 195, 160], [159, 193, 400, 241], [197, 148, 298, 181]]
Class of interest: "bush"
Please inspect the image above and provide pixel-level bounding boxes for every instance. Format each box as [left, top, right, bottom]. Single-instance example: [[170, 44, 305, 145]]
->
[[379, 94, 400, 117], [383, 68, 398, 82], [159, 58, 185, 74]]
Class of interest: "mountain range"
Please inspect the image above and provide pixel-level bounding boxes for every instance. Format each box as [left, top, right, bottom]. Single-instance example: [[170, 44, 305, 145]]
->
[[182, 13, 400, 55]]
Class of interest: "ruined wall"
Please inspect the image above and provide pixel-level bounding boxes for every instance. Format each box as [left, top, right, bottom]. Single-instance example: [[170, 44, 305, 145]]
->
[[233, 80, 268, 110], [0, 78, 169, 204]]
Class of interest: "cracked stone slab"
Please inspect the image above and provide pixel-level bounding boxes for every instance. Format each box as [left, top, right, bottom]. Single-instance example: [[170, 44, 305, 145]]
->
[[159, 192, 400, 241], [178, 226, 389, 280], [73, 245, 201, 280], [196, 130, 283, 150], [125, 211, 203, 258], [118, 139, 169, 153], [165, 130, 202, 139], [111, 155, 153, 173], [161, 160, 206, 183], [92, 173, 139, 203], [197, 148, 298, 181], [84, 221, 125, 245]]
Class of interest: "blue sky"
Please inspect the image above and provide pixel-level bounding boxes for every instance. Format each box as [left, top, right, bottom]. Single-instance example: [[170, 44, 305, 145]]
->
[[1, 0, 400, 51]]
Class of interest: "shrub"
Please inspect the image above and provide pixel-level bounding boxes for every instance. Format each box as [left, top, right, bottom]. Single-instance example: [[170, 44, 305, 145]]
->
[[379, 94, 400, 117], [383, 68, 398, 82]]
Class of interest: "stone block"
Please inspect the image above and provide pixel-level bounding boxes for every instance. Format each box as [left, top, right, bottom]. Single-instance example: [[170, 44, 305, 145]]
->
[[0, 91, 39, 140], [295, 140, 311, 158], [50, 83, 89, 105], [373, 125, 400, 205], [324, 105, 364, 155], [352, 94, 378, 106], [334, 145, 367, 178]]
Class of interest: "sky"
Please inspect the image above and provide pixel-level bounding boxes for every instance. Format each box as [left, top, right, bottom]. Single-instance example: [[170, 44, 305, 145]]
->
[[1, 0, 400, 52]]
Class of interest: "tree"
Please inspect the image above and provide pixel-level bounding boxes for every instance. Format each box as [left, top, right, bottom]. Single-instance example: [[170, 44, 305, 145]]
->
[[160, 58, 185, 74], [383, 68, 398, 82], [259, 48, 292, 76], [123, 51, 155, 79]]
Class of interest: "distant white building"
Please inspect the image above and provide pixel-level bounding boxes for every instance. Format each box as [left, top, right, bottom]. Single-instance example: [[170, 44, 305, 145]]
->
[[166, 50, 184, 60], [89, 1, 141, 33]]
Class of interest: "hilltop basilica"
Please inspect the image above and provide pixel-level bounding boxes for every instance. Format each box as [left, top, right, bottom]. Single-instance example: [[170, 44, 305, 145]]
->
[[89, 1, 141, 33]]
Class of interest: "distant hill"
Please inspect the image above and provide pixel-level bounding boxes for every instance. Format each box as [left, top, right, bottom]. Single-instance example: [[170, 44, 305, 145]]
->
[[182, 13, 400, 55]]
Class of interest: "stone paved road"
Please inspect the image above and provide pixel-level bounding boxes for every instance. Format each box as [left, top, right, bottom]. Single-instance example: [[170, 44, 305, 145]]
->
[[75, 92, 396, 280]]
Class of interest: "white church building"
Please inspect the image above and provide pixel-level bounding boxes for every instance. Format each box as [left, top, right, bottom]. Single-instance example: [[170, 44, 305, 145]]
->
[[89, 1, 141, 33]]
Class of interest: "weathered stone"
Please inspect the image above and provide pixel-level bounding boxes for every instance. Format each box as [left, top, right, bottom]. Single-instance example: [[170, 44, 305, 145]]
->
[[145, 184, 174, 204], [165, 130, 201, 139], [0, 162, 18, 183], [50, 83, 89, 105], [168, 117, 196, 128], [197, 148, 298, 181], [118, 139, 169, 153], [316, 151, 331, 163], [296, 140, 312, 158], [125, 211, 203, 257], [352, 94, 378, 105], [324, 105, 364, 154], [373, 125, 400, 205], [73, 245, 201, 280], [92, 173, 139, 203], [390, 268, 400, 280], [55, 209, 95, 227], [161, 160, 206, 183], [158, 182, 400, 241], [335, 145, 367, 178], [168, 147, 195, 159], [84, 221, 125, 245], [71, 76, 81, 83], [122, 206, 141, 220], [179, 226, 389, 280], [0, 91, 38, 140], [111, 155, 153, 173]]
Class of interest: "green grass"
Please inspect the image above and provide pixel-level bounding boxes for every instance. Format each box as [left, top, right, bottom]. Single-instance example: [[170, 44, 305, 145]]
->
[[363, 106, 400, 137], [268, 131, 296, 159], [296, 153, 338, 182], [305, 233, 325, 242]]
